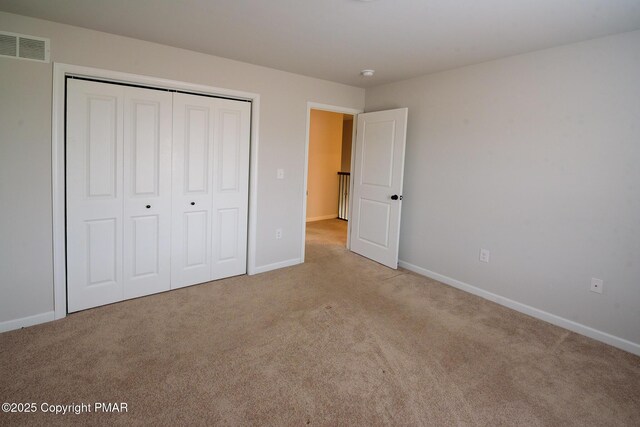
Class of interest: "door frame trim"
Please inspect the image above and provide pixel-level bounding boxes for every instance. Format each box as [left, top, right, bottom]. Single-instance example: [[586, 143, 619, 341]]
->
[[52, 63, 261, 319], [301, 102, 363, 262]]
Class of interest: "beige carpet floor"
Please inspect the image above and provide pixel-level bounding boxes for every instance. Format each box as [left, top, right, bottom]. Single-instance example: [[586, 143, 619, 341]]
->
[[1, 219, 639, 426]]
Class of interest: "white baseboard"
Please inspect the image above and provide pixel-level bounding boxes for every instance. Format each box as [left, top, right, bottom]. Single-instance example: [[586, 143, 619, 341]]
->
[[306, 214, 338, 222], [251, 258, 302, 275], [398, 260, 640, 356], [0, 311, 55, 334]]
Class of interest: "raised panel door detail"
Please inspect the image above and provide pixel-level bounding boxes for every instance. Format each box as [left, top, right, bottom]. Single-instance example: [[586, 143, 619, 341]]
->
[[210, 98, 250, 281], [218, 110, 241, 192], [360, 120, 395, 188], [67, 79, 124, 313], [357, 199, 390, 248], [132, 101, 160, 196], [350, 108, 408, 269], [185, 107, 209, 194], [185, 211, 208, 267], [132, 215, 159, 277], [171, 93, 215, 289], [69, 81, 254, 309], [123, 86, 172, 300], [218, 208, 239, 261], [87, 96, 118, 198], [86, 218, 118, 285]]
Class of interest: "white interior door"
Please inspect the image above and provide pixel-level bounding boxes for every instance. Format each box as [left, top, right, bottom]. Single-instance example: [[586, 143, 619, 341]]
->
[[68, 79, 251, 310], [122, 87, 173, 299], [171, 93, 250, 288], [350, 108, 408, 269], [171, 93, 216, 288], [67, 79, 125, 312], [210, 98, 251, 280]]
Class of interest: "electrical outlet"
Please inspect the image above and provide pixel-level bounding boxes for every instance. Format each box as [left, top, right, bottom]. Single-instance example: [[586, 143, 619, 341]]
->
[[479, 248, 490, 263], [590, 278, 603, 294], [275, 228, 282, 240], [277, 168, 284, 179]]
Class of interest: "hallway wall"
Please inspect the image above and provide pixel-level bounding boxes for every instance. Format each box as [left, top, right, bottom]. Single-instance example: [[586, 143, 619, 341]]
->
[[307, 110, 344, 222]]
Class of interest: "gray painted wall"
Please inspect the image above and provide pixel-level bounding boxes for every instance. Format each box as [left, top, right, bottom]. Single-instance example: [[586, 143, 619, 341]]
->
[[0, 11, 364, 324], [366, 30, 640, 345], [0, 58, 54, 322], [2, 11, 638, 349]]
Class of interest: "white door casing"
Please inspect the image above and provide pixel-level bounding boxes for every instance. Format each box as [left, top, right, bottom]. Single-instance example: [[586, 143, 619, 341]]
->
[[66, 79, 125, 312], [123, 87, 173, 299], [350, 108, 408, 269]]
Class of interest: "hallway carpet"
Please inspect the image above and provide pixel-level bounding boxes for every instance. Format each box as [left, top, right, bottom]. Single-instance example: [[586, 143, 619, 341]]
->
[[1, 219, 638, 425]]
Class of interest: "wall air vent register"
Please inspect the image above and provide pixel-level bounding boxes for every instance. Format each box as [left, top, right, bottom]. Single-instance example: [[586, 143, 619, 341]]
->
[[0, 31, 50, 63]]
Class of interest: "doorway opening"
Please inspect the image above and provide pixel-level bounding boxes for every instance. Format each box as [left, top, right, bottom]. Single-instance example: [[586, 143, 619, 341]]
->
[[301, 102, 362, 263], [302, 104, 408, 269], [305, 109, 354, 247]]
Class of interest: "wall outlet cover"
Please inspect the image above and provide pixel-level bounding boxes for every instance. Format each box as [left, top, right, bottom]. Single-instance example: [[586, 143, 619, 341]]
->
[[590, 278, 603, 294]]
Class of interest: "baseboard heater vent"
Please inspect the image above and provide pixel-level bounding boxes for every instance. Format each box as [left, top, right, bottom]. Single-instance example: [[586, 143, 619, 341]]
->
[[0, 31, 50, 63]]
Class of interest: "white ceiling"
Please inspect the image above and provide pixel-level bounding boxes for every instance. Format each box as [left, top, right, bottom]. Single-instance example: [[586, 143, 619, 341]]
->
[[2, 0, 640, 87]]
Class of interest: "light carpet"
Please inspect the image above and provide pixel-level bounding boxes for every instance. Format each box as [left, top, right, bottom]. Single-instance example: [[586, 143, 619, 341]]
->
[[1, 219, 638, 425]]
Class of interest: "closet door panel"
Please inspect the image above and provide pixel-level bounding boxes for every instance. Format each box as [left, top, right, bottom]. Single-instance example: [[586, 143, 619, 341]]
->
[[68, 79, 251, 309], [171, 93, 215, 289], [184, 210, 209, 266], [66, 79, 125, 312], [185, 107, 210, 193], [211, 100, 251, 280], [131, 215, 160, 275], [123, 87, 173, 299]]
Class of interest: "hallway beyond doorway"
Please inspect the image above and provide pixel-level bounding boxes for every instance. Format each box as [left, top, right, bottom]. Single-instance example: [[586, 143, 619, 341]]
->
[[305, 219, 348, 262]]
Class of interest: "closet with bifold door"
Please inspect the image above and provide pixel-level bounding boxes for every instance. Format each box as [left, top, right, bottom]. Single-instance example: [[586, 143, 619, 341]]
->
[[66, 78, 251, 313]]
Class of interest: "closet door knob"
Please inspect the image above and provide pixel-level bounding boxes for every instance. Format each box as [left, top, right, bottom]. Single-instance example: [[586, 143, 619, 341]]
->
[[190, 202, 195, 206], [146, 205, 151, 209]]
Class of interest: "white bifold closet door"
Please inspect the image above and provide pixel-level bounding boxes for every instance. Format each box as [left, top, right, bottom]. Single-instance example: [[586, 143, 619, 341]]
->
[[122, 86, 173, 300], [67, 79, 125, 312], [171, 93, 251, 288], [67, 79, 250, 313], [67, 79, 173, 312]]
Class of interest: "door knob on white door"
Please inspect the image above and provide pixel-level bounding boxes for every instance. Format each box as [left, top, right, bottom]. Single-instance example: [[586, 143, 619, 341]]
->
[[390, 195, 402, 200]]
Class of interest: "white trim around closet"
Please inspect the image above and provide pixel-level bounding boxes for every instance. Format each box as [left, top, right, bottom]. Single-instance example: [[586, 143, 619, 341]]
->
[[52, 63, 261, 320]]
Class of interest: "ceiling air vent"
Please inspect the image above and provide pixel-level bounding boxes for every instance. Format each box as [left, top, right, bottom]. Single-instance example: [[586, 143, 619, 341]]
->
[[0, 31, 50, 63]]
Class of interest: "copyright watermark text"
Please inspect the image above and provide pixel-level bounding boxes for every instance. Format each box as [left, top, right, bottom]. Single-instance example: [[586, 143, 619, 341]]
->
[[2, 402, 128, 415]]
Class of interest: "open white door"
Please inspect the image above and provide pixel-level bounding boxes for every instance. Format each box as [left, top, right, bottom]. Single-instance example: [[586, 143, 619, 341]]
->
[[350, 108, 408, 269]]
